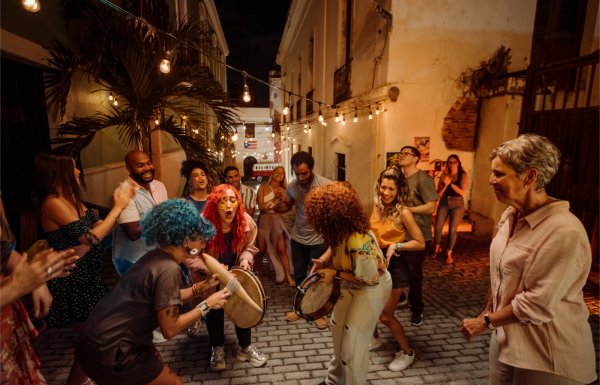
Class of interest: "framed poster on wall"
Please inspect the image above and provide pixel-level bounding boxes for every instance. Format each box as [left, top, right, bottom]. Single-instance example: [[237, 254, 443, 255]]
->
[[414, 136, 430, 162]]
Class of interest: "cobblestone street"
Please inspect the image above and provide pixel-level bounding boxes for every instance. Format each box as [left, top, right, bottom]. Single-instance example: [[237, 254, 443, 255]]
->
[[34, 233, 599, 385]]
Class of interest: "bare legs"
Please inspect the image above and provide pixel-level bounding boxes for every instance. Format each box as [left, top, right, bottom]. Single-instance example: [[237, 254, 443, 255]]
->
[[276, 234, 295, 287], [379, 288, 412, 354]]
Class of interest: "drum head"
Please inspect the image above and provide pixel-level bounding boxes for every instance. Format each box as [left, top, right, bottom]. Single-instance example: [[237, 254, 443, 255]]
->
[[293, 272, 340, 321], [223, 268, 266, 328]]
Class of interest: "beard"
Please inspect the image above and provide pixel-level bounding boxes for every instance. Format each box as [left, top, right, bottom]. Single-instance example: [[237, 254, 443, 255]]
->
[[130, 169, 154, 185]]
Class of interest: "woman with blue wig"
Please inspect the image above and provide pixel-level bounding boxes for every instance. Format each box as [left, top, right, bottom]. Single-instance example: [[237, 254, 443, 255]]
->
[[76, 199, 231, 385]]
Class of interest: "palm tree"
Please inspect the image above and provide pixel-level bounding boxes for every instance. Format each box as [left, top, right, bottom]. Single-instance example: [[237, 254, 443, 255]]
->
[[44, 0, 239, 171]]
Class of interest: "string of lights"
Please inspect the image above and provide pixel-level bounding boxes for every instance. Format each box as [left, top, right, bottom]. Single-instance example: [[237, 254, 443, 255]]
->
[[93, 0, 389, 129], [23, 0, 390, 143]]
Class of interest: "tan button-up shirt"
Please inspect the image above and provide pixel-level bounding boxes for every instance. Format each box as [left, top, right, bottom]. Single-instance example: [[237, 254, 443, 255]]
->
[[490, 200, 596, 383]]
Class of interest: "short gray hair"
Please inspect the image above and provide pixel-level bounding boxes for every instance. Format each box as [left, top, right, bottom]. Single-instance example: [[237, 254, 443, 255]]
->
[[490, 134, 560, 190]]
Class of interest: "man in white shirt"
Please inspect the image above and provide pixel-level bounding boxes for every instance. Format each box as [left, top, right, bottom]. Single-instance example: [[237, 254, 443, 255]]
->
[[112, 150, 168, 276]]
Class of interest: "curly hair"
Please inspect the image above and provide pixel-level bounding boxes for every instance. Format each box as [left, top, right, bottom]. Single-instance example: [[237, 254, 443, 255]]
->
[[490, 134, 560, 190], [141, 199, 216, 247], [180, 159, 212, 196], [374, 167, 412, 220], [305, 182, 369, 247], [203, 184, 247, 256]]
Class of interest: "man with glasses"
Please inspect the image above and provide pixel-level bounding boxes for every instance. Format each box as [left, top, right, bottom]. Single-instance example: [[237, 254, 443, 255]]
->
[[397, 146, 438, 326]]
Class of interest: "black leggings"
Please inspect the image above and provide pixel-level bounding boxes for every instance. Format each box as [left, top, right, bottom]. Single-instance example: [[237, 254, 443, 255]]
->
[[205, 308, 251, 348]]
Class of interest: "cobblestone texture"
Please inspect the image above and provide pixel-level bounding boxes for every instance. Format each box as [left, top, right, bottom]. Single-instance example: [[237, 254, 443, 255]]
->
[[33, 233, 600, 384]]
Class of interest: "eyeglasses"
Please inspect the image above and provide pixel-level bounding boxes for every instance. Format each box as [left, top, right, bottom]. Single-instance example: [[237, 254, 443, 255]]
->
[[399, 152, 415, 157]]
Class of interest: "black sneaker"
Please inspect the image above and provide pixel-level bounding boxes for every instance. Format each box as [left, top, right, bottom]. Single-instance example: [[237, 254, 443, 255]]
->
[[411, 313, 423, 326]]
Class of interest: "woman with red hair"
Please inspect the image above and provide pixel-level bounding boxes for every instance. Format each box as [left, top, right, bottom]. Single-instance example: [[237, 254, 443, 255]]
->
[[201, 184, 267, 371]]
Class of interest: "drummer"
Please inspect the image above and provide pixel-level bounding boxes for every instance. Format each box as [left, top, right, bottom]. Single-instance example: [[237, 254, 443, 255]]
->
[[75, 199, 231, 384], [201, 184, 267, 371], [307, 182, 392, 385]]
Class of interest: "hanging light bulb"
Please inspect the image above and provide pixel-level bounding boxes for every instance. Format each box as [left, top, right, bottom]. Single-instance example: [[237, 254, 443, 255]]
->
[[159, 51, 172, 74], [334, 111, 340, 122], [232, 131, 238, 141], [108, 93, 114, 101], [154, 118, 160, 125], [308, 127, 312, 134], [375, 105, 380, 115], [342, 116, 346, 126], [286, 125, 290, 131], [368, 106, 373, 120], [22, 0, 41, 12], [113, 98, 118, 106], [242, 72, 251, 103], [318, 106, 324, 122], [283, 103, 289, 116], [353, 113, 358, 123], [271, 132, 275, 138], [304, 128, 308, 134]]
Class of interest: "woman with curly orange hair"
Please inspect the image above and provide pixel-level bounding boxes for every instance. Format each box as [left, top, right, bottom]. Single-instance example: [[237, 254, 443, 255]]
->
[[201, 184, 267, 371], [307, 182, 392, 385]]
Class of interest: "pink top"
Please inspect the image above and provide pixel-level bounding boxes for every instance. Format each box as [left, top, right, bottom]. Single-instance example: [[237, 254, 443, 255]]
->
[[490, 200, 596, 383]]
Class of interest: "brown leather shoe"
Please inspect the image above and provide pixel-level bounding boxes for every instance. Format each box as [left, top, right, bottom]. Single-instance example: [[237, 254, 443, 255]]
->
[[286, 310, 300, 322], [314, 315, 328, 330]]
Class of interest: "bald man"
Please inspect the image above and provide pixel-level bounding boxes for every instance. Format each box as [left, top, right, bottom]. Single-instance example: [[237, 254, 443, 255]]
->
[[112, 150, 168, 276]]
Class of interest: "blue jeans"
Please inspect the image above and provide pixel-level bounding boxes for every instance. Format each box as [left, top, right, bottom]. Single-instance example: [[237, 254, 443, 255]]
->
[[290, 239, 326, 285]]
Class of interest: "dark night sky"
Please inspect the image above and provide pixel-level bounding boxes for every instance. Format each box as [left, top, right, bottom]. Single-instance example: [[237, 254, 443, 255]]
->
[[215, 1, 290, 107]]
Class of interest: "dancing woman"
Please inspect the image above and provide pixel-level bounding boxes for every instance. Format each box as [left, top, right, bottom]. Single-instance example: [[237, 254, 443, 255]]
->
[[433, 154, 468, 263], [33, 150, 134, 329], [369, 167, 424, 371], [202, 184, 267, 371], [76, 199, 230, 384], [307, 182, 392, 385], [257, 166, 294, 286]]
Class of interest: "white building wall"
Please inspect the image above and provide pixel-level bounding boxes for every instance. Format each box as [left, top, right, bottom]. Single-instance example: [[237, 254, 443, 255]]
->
[[277, 0, 537, 211]]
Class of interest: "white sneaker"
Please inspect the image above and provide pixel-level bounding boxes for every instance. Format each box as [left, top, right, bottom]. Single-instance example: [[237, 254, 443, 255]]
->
[[368, 337, 382, 351], [236, 345, 267, 367], [388, 350, 415, 371], [152, 329, 167, 344]]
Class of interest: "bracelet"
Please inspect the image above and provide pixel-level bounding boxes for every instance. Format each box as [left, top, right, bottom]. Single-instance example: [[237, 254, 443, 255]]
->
[[483, 313, 495, 330], [191, 283, 202, 297], [396, 242, 403, 250], [196, 301, 210, 317]]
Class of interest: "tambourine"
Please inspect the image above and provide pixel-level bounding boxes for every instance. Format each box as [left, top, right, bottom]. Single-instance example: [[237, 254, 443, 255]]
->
[[223, 267, 267, 328], [293, 272, 341, 322]]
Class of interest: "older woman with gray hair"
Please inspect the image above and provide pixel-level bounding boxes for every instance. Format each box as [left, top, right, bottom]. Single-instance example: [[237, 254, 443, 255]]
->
[[461, 134, 596, 385]]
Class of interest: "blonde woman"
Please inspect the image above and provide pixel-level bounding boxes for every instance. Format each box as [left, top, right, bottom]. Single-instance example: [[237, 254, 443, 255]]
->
[[256, 166, 294, 286], [369, 167, 424, 371]]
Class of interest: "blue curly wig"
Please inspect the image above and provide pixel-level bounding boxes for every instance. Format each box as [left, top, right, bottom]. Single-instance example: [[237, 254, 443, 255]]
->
[[141, 199, 216, 246]]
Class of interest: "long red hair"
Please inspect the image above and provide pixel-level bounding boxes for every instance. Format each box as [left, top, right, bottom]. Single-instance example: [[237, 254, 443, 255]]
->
[[203, 184, 247, 257]]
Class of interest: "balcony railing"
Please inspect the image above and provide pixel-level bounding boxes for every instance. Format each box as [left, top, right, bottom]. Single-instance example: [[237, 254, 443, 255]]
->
[[334, 62, 351, 104]]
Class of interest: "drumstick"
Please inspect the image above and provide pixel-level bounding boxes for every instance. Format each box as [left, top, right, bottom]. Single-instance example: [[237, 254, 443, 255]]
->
[[201, 253, 262, 312]]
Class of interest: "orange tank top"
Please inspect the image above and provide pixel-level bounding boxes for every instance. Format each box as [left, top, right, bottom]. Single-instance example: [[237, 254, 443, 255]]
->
[[369, 209, 407, 248]]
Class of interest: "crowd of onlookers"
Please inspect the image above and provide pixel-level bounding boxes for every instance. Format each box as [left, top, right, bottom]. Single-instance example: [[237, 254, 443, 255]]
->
[[0, 133, 596, 385]]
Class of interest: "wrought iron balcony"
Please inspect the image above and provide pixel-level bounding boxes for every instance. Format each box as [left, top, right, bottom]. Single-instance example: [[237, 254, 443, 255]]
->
[[334, 62, 351, 104]]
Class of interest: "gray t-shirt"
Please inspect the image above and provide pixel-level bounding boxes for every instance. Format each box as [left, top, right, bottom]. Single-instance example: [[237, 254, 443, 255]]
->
[[78, 249, 182, 384], [405, 170, 438, 241], [286, 173, 331, 245]]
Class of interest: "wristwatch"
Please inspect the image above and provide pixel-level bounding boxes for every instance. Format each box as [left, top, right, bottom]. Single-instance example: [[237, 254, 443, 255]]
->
[[196, 301, 210, 316], [335, 270, 341, 279], [483, 313, 495, 330]]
